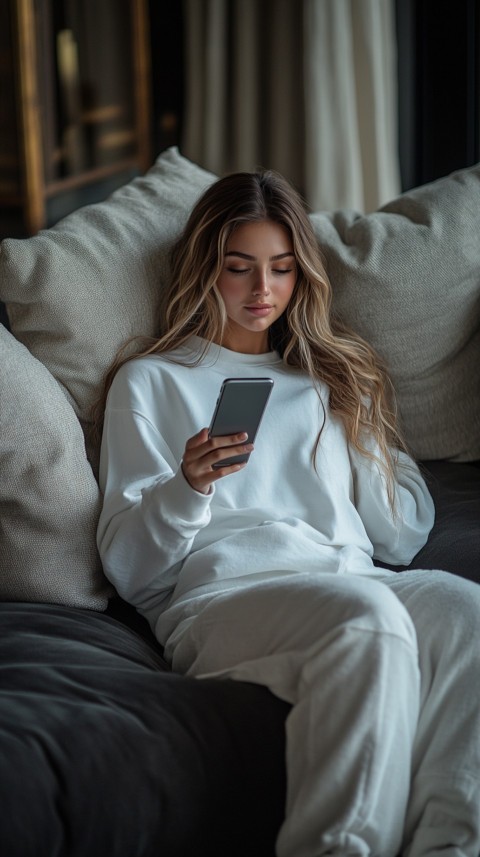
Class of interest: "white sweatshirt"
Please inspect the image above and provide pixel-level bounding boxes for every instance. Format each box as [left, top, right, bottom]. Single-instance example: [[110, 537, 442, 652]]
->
[[97, 336, 435, 643]]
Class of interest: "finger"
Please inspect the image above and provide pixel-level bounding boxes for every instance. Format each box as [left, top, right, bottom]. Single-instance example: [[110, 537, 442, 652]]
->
[[184, 441, 253, 478], [185, 427, 210, 450], [208, 432, 249, 449], [182, 459, 248, 495], [207, 461, 248, 481], [208, 442, 254, 469], [184, 431, 250, 465]]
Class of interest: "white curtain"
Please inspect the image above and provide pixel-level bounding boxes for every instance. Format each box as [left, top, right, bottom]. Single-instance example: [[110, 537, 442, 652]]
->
[[182, 0, 401, 212]]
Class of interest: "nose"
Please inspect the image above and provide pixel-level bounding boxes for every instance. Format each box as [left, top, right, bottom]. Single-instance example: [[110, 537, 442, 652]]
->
[[252, 269, 270, 296]]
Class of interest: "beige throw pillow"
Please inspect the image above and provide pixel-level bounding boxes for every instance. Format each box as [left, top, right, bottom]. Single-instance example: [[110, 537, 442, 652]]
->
[[310, 164, 480, 461], [0, 324, 112, 609], [0, 147, 479, 465], [0, 148, 216, 467]]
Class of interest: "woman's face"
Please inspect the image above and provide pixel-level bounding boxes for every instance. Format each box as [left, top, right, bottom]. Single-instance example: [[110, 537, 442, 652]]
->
[[216, 220, 297, 354]]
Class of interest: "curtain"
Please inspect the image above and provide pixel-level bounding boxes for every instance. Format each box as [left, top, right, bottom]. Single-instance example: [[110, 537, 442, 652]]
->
[[182, 0, 401, 212]]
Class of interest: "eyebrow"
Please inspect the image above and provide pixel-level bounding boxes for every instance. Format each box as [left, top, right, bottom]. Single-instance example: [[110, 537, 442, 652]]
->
[[225, 251, 295, 261]]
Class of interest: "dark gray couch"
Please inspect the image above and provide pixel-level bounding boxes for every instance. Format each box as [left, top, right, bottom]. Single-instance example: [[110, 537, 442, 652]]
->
[[1, 150, 479, 855], [1, 457, 479, 857]]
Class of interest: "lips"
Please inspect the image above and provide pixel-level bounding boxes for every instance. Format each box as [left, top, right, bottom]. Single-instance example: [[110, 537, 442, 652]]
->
[[245, 304, 273, 316]]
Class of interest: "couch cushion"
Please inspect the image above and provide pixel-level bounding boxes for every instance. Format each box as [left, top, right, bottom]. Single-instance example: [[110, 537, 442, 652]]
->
[[410, 460, 480, 580], [0, 148, 215, 471], [0, 324, 111, 609], [311, 166, 480, 462], [374, 460, 480, 581], [0, 149, 478, 469]]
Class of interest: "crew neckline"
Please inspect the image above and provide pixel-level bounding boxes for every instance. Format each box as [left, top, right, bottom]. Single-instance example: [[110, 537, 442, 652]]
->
[[185, 335, 283, 367]]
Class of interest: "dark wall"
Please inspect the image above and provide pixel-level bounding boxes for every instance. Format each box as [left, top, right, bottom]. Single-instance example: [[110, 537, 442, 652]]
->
[[396, 0, 480, 190], [148, 0, 184, 157]]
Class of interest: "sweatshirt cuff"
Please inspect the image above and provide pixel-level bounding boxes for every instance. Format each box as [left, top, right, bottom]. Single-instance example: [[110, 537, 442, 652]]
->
[[142, 466, 213, 536]]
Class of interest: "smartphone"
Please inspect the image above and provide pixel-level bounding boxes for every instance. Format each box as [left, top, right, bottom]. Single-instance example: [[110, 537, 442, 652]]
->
[[209, 377, 274, 468]]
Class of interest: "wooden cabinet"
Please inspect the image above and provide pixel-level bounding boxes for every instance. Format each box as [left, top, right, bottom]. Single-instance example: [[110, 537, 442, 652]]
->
[[0, 0, 152, 237]]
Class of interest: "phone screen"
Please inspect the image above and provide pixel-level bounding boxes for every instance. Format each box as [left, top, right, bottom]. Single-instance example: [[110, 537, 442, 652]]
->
[[209, 377, 274, 468]]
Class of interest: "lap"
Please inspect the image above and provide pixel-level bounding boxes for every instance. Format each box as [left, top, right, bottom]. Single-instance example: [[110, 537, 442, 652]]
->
[[169, 567, 480, 693], [170, 571, 417, 685]]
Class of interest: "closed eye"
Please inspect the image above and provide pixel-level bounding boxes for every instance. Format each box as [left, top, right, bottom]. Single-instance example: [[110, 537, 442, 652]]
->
[[225, 266, 294, 276]]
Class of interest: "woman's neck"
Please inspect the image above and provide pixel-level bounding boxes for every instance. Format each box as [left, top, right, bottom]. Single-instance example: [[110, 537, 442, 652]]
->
[[218, 327, 270, 355]]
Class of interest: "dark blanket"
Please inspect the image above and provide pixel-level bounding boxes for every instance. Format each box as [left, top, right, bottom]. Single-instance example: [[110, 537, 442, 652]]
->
[[1, 460, 479, 856], [0, 602, 289, 857]]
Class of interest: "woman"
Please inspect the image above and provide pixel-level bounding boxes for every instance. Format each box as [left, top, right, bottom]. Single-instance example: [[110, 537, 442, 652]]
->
[[96, 170, 480, 857]]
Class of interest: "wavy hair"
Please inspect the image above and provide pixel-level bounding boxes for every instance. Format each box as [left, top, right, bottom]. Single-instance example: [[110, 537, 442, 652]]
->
[[94, 169, 406, 508]]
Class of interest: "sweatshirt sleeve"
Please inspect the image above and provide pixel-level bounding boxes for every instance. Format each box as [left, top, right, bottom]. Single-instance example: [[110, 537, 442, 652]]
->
[[349, 441, 435, 566], [97, 375, 213, 614]]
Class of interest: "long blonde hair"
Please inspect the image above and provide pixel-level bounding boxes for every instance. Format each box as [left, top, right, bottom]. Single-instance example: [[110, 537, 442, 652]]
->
[[94, 170, 406, 507]]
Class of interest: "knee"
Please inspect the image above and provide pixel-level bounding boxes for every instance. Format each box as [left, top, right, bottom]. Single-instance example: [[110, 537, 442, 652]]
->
[[346, 579, 417, 649], [411, 569, 480, 646], [310, 576, 418, 654]]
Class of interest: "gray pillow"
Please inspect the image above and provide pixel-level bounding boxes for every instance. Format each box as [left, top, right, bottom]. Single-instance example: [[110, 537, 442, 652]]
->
[[0, 324, 112, 609], [310, 165, 480, 461], [0, 148, 216, 469], [0, 147, 478, 470]]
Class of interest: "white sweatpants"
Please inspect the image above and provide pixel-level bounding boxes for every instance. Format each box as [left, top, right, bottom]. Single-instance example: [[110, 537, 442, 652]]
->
[[168, 569, 480, 857]]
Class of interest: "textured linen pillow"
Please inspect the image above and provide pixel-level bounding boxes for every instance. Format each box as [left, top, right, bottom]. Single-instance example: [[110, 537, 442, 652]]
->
[[0, 324, 111, 609], [0, 147, 479, 463], [0, 147, 216, 468], [310, 164, 480, 461]]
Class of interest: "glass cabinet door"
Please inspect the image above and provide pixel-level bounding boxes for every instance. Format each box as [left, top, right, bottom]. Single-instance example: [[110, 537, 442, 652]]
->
[[1, 0, 151, 236]]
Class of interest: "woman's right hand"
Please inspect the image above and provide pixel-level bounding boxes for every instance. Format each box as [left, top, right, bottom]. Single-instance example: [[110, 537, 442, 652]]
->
[[181, 428, 254, 495]]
